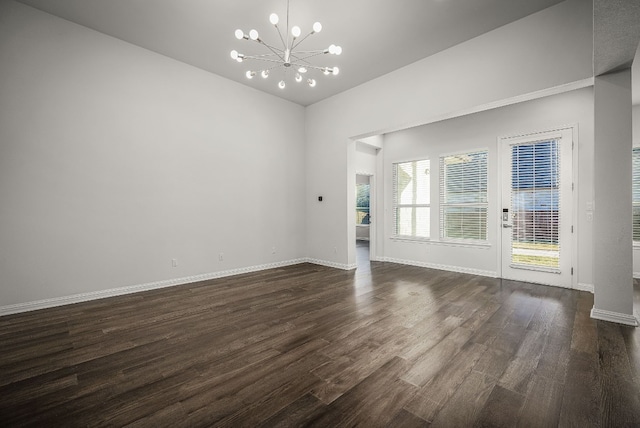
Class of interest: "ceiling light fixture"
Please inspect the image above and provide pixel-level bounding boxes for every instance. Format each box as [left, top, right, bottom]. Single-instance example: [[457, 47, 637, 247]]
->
[[230, 0, 342, 89]]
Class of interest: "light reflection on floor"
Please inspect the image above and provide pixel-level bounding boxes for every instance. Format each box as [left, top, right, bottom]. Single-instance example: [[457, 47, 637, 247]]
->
[[354, 240, 374, 306]]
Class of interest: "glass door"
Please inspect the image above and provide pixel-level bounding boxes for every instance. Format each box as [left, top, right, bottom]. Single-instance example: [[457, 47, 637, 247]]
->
[[500, 129, 573, 288]]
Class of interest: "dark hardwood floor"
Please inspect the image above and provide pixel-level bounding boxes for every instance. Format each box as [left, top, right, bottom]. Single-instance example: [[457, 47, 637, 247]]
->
[[1, 249, 640, 426]]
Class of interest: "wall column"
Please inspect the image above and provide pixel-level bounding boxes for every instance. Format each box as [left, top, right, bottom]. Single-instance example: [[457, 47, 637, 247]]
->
[[591, 68, 638, 326]]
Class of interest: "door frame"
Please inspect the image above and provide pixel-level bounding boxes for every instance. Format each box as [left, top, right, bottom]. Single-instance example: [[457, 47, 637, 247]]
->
[[497, 125, 579, 289], [355, 172, 376, 261]]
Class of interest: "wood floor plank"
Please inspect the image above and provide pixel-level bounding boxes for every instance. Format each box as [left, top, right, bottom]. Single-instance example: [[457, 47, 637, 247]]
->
[[474, 384, 524, 428], [401, 326, 474, 387], [385, 409, 431, 427], [256, 393, 327, 428], [558, 350, 601, 427], [428, 371, 497, 427], [497, 328, 545, 394], [404, 341, 487, 422], [0, 260, 638, 426], [596, 321, 640, 426], [516, 374, 564, 428], [304, 356, 418, 427]]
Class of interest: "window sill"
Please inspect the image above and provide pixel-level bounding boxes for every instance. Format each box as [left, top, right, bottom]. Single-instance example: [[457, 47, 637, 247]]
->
[[390, 236, 431, 243], [390, 236, 491, 249]]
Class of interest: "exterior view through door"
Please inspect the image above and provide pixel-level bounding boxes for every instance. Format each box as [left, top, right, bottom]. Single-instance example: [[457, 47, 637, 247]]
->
[[500, 128, 573, 288]]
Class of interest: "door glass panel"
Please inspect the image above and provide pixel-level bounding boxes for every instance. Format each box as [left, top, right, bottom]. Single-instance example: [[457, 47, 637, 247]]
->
[[510, 140, 560, 269]]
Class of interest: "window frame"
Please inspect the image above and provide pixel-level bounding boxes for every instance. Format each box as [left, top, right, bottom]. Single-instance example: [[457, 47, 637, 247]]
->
[[439, 149, 489, 243], [392, 158, 431, 240]]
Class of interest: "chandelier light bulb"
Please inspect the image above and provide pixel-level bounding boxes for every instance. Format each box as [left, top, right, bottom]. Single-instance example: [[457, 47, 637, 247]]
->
[[246, 70, 256, 79], [332, 67, 339, 75], [269, 13, 279, 25], [335, 46, 342, 55], [249, 29, 259, 40], [236, 55, 244, 62], [295, 73, 302, 82], [313, 22, 322, 33], [298, 67, 307, 74], [307, 78, 317, 88], [291, 26, 301, 38], [261, 70, 269, 78], [328, 44, 337, 54], [235, 29, 244, 40], [230, 50, 239, 60], [278, 80, 286, 89], [323, 68, 331, 75]]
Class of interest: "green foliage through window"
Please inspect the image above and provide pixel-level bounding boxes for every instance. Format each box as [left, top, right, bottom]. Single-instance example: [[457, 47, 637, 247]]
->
[[356, 183, 370, 225]]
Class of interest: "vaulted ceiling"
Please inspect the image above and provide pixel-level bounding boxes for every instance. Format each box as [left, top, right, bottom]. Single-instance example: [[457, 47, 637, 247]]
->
[[16, 0, 567, 106]]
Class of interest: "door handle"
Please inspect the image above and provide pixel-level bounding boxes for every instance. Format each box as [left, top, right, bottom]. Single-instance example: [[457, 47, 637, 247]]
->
[[502, 224, 513, 228]]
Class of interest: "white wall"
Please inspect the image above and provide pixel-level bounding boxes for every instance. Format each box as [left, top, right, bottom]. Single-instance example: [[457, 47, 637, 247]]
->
[[355, 142, 378, 175], [306, 0, 593, 269], [0, 1, 306, 308], [381, 88, 594, 282]]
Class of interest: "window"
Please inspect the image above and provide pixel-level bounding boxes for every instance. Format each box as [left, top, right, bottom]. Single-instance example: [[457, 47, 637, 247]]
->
[[633, 147, 640, 243], [510, 141, 559, 267], [393, 159, 430, 238], [440, 150, 488, 241], [356, 183, 370, 225]]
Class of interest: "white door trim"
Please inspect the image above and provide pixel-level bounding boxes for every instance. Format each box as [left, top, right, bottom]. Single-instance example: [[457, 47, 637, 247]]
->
[[497, 125, 578, 289]]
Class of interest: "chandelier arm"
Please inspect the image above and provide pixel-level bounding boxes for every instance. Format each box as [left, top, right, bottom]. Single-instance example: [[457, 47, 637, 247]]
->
[[288, 62, 329, 72], [291, 32, 315, 50], [274, 25, 287, 49], [246, 38, 284, 53], [258, 40, 286, 59], [249, 53, 284, 59], [290, 49, 327, 54], [289, 51, 326, 63], [242, 56, 290, 64]]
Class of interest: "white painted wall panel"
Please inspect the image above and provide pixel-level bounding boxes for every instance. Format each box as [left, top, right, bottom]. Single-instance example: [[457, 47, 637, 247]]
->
[[0, 1, 306, 306]]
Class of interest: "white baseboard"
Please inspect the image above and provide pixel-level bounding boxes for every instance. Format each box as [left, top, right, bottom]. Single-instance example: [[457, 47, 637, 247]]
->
[[575, 283, 594, 293], [590, 307, 639, 327], [634, 272, 640, 279], [0, 258, 307, 317], [0, 255, 600, 318], [305, 258, 357, 271], [378, 257, 498, 278]]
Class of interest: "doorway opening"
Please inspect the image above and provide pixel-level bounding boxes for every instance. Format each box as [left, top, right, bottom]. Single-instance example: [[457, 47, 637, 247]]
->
[[356, 174, 371, 267]]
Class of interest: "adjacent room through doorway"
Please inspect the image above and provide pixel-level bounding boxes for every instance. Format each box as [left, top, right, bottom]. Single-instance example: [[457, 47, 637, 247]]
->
[[356, 174, 371, 267]]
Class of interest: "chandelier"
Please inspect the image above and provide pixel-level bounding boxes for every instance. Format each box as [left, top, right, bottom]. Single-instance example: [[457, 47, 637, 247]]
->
[[230, 0, 342, 89]]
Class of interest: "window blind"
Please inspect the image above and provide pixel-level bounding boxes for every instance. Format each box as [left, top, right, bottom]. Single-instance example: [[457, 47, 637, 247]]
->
[[510, 140, 560, 268], [633, 147, 640, 242], [393, 159, 430, 238], [439, 151, 488, 241]]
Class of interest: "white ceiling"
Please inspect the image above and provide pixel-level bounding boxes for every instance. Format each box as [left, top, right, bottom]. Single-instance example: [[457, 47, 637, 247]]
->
[[16, 0, 566, 106]]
